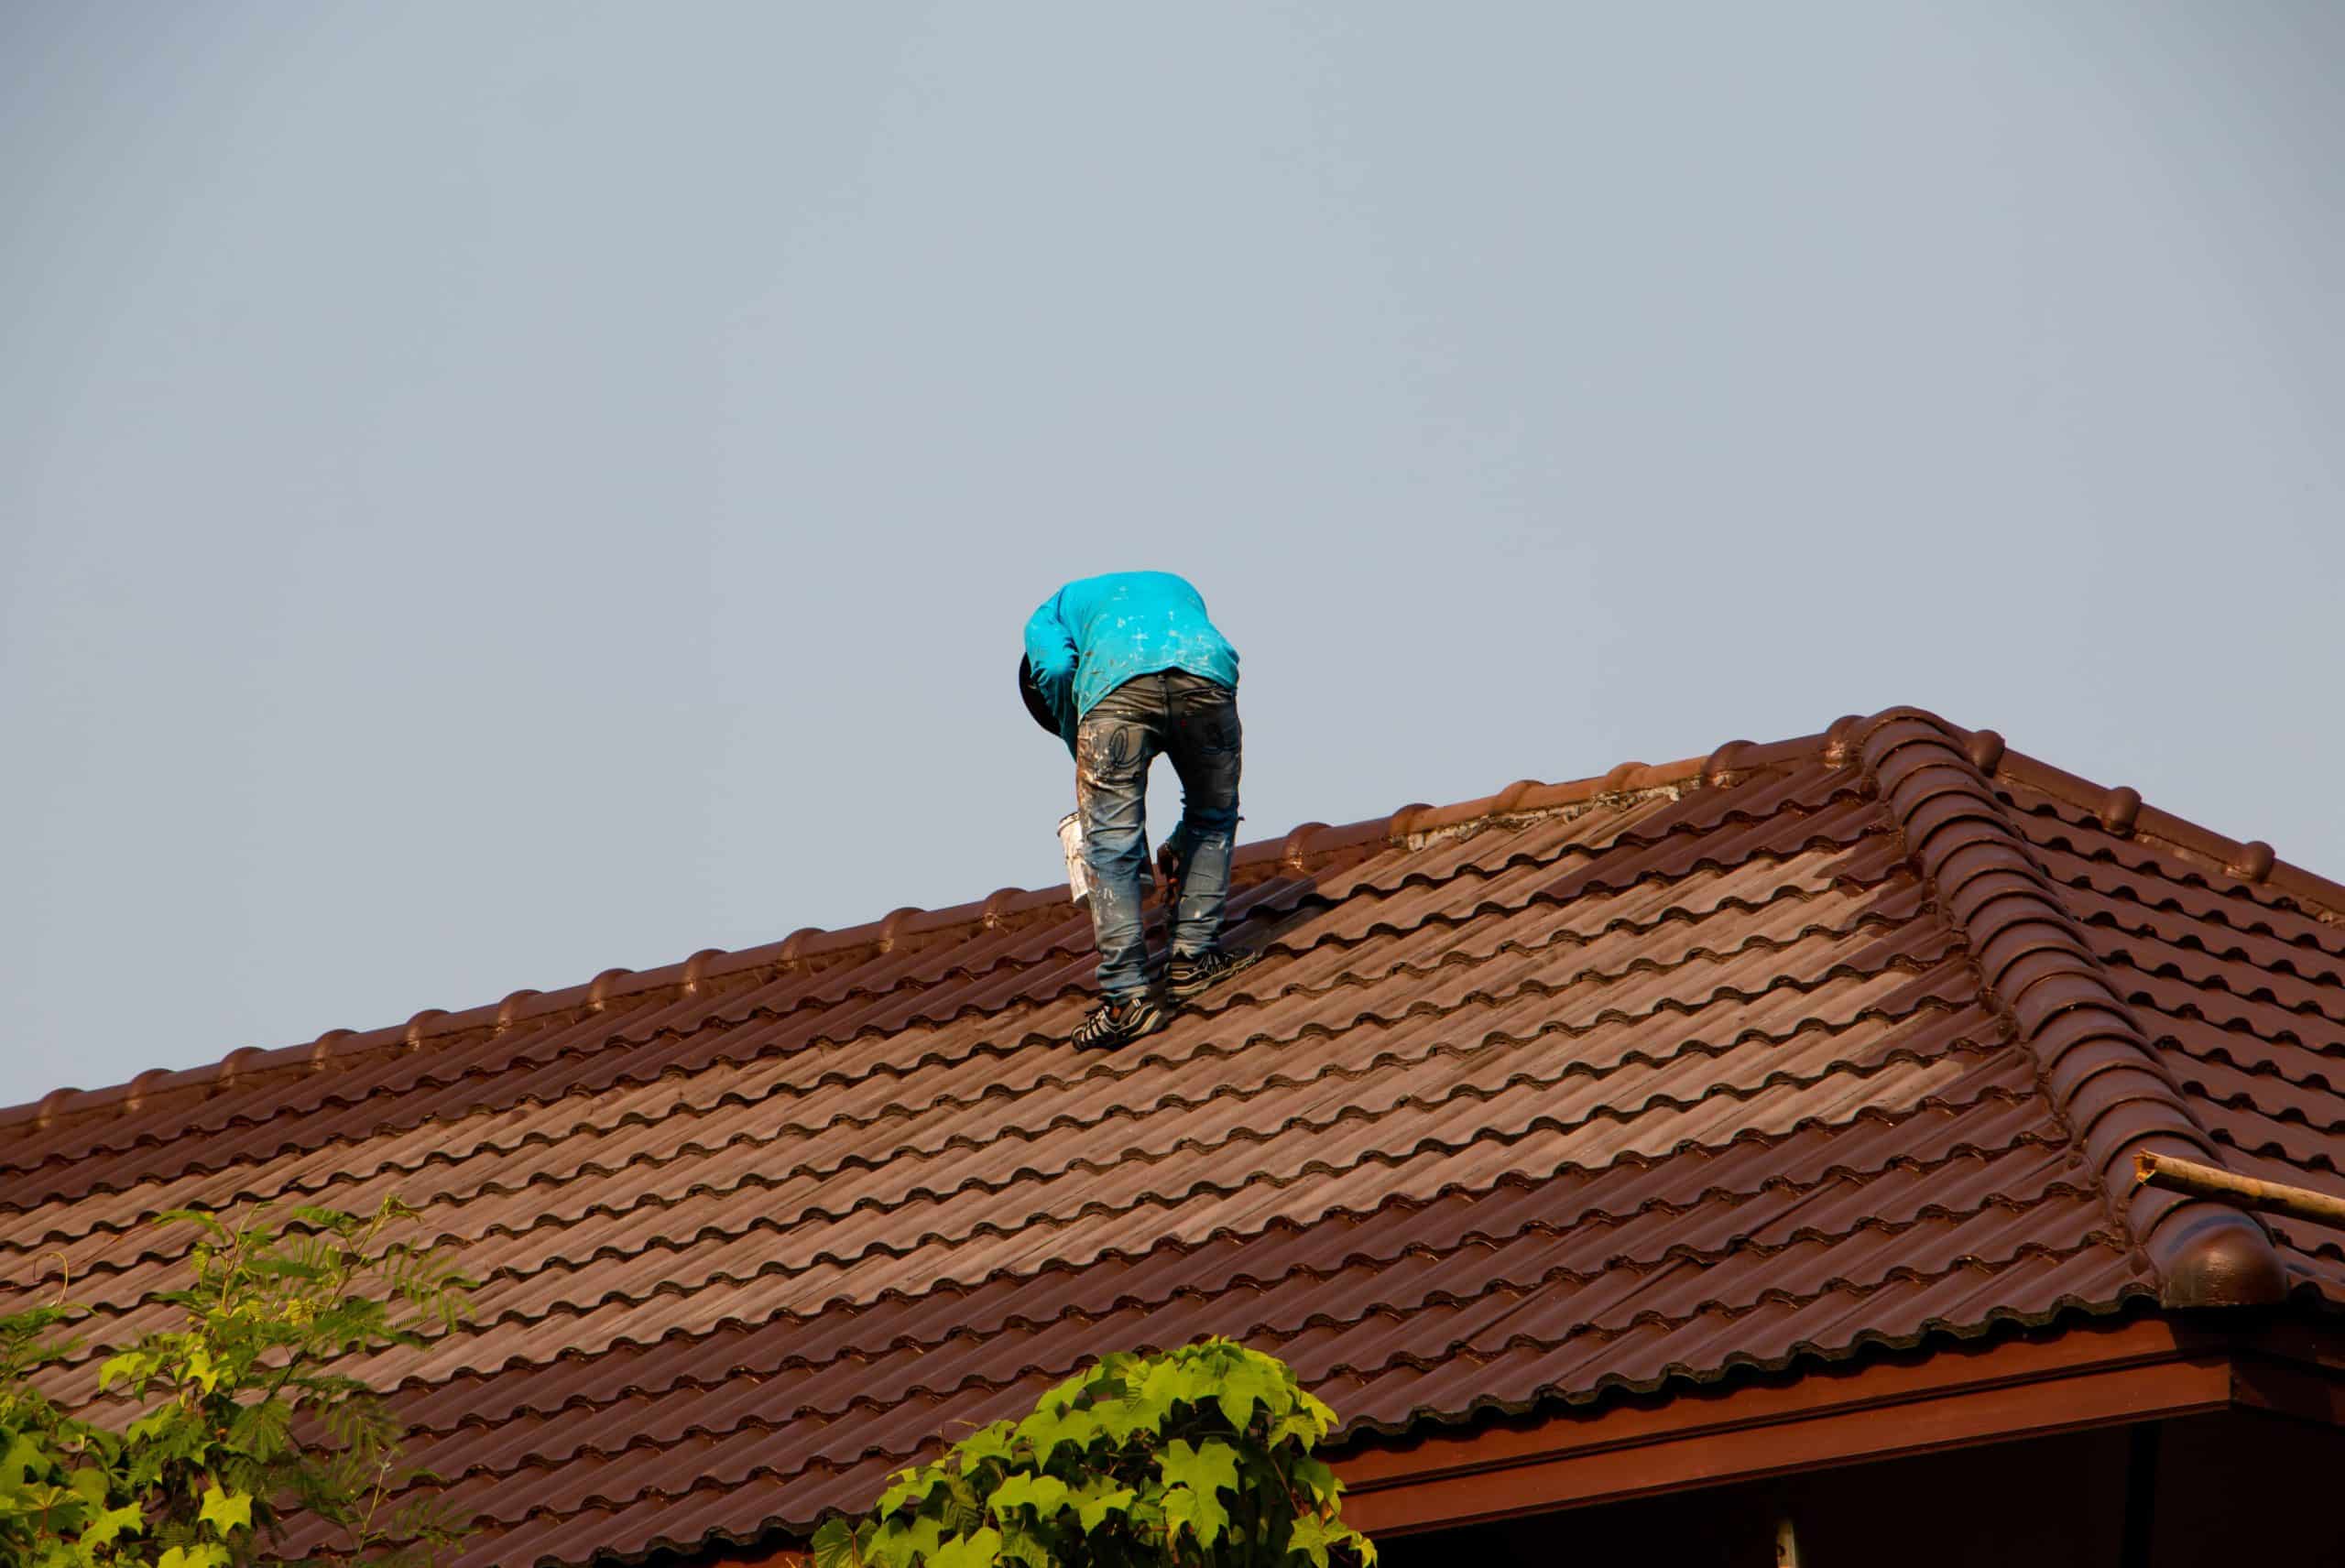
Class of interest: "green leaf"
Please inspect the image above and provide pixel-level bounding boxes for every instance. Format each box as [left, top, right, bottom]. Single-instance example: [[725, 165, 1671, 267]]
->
[[1035, 1365, 1093, 1413], [1273, 1409, 1331, 1448], [153, 1209, 231, 1240], [1138, 1356, 1205, 1419], [1162, 1485, 1228, 1549], [957, 1421, 1015, 1468], [826, 1344, 1361, 1568], [1287, 1512, 1380, 1568], [927, 1527, 1000, 1568], [1213, 1356, 1284, 1432], [198, 1482, 253, 1537], [126, 1409, 179, 1443], [1086, 1379, 1153, 1444], [1291, 1454, 1339, 1504], [225, 1396, 293, 1463], [158, 1547, 231, 1568], [986, 1473, 1069, 1521], [3, 1432, 49, 1489], [1012, 1402, 1097, 1465], [870, 1512, 945, 1568], [813, 1516, 862, 1568], [80, 1500, 145, 1549], [1160, 1438, 1240, 1502], [64, 1464, 108, 1507], [1068, 1479, 1138, 1532], [94, 1354, 139, 1392], [1160, 1438, 1240, 1547], [995, 1521, 1053, 1568], [877, 1465, 944, 1519], [939, 1474, 986, 1537]]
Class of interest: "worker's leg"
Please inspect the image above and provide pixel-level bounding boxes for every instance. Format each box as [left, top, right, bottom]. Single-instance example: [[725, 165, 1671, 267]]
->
[[1162, 672, 1241, 961], [1075, 679, 1167, 1003]]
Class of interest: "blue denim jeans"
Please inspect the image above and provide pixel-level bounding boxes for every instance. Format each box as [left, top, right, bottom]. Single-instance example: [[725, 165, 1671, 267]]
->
[[1075, 670, 1242, 1002]]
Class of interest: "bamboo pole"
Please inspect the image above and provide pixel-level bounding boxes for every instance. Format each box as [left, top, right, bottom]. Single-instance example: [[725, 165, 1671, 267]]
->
[[2132, 1149, 2345, 1228]]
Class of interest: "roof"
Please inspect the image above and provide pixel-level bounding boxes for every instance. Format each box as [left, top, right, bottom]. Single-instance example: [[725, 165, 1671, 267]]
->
[[5, 706, 2345, 1567]]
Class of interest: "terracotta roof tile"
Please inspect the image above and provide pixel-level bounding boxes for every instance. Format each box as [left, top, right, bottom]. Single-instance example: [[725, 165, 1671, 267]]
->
[[10, 707, 2344, 1566], [1989, 768, 2345, 1303]]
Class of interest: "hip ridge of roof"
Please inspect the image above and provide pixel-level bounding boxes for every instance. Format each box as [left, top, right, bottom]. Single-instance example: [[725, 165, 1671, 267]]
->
[[1854, 706, 2287, 1310]]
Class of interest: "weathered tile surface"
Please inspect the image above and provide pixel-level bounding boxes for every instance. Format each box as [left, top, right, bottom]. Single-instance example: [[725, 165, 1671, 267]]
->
[[7, 709, 2340, 1567]]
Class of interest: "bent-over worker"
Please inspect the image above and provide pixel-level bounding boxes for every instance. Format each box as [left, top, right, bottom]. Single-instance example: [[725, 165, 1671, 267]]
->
[[1020, 570, 1257, 1047]]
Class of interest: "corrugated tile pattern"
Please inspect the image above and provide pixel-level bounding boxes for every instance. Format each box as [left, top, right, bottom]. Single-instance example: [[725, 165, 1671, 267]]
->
[[1993, 768, 2345, 1300], [14, 709, 2340, 1567]]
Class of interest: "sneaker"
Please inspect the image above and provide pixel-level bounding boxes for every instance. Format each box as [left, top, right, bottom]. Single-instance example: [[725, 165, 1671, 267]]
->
[[1165, 948, 1260, 1003], [1072, 996, 1167, 1049]]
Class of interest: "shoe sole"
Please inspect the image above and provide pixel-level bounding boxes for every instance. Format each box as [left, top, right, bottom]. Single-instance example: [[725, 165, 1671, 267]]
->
[[1075, 1002, 1169, 1049], [1165, 953, 1260, 1004]]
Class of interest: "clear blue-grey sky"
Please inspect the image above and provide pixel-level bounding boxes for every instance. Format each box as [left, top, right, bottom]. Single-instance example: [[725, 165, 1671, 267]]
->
[[4, 3, 2340, 1106]]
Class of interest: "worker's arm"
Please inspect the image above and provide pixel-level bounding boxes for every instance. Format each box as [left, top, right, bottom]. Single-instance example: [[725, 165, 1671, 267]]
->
[[1022, 595, 1081, 753]]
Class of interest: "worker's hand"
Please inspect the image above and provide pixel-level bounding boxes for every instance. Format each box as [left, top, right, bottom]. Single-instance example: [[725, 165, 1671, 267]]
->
[[1156, 838, 1188, 908]]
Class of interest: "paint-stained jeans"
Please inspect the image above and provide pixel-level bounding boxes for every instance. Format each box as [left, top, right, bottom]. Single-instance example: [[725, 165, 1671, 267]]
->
[[1075, 670, 1242, 1002]]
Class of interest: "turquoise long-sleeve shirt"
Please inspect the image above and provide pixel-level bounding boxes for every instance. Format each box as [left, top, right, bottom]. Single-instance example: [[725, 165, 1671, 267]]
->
[[1024, 571, 1240, 752]]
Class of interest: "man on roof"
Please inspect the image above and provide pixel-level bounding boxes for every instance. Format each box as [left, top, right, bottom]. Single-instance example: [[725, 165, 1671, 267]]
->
[[1020, 570, 1256, 1048]]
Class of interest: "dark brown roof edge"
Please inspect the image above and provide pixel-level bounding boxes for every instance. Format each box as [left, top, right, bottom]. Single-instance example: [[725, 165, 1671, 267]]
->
[[1991, 747, 2344, 916], [1855, 707, 2288, 1310]]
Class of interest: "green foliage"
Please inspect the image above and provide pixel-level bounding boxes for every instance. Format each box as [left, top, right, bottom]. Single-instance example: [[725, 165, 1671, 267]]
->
[[813, 1339, 1376, 1568], [0, 1198, 475, 1567]]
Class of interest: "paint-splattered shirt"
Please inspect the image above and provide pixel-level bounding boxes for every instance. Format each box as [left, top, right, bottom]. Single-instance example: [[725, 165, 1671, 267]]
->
[[1023, 571, 1240, 752]]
